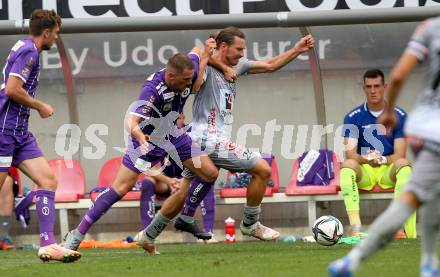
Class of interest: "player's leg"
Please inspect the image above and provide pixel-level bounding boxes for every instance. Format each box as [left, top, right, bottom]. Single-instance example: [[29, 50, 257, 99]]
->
[[135, 176, 192, 254], [0, 132, 14, 190], [136, 135, 218, 252], [382, 158, 416, 238], [329, 149, 439, 276], [174, 173, 214, 240], [339, 159, 369, 236], [420, 199, 440, 276], [240, 157, 280, 241], [18, 156, 81, 262], [200, 186, 218, 243], [0, 173, 7, 192], [64, 163, 139, 250], [139, 155, 217, 243], [136, 153, 217, 252], [0, 176, 15, 250], [140, 177, 159, 229]]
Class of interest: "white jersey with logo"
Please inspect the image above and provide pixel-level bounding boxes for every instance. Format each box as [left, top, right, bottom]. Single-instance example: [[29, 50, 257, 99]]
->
[[190, 58, 253, 147]]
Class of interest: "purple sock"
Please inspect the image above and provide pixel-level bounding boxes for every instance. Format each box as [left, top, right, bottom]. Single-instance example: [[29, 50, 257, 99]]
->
[[77, 187, 121, 235], [36, 190, 56, 247], [182, 177, 214, 217], [200, 186, 215, 233], [140, 179, 156, 229]]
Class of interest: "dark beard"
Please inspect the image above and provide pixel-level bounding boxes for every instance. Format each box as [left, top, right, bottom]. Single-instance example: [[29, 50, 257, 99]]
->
[[42, 44, 51, 51]]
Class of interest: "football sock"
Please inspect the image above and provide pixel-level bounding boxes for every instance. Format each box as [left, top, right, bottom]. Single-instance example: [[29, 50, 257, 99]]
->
[[243, 205, 261, 227], [36, 190, 56, 247], [340, 168, 360, 225], [144, 211, 171, 240], [78, 187, 121, 235], [201, 186, 215, 233], [140, 179, 156, 229], [181, 178, 214, 218]]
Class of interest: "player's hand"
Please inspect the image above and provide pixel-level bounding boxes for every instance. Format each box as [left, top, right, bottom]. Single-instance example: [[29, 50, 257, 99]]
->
[[294, 34, 315, 53], [377, 110, 398, 135], [224, 67, 237, 82], [366, 158, 381, 167], [169, 178, 181, 194], [407, 134, 424, 153], [363, 150, 381, 167], [37, 102, 54, 118], [139, 135, 150, 155], [204, 38, 216, 57]]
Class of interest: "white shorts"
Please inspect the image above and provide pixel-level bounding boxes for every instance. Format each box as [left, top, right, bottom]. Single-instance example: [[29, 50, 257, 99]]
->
[[403, 149, 440, 203], [182, 140, 261, 179]]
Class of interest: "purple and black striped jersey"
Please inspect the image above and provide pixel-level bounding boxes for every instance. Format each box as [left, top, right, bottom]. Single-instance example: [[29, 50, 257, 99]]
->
[[130, 52, 200, 138]]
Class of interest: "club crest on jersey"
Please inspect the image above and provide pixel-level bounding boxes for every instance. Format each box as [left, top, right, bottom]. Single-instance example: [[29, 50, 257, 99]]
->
[[21, 58, 33, 78], [181, 88, 191, 98], [163, 102, 172, 112]]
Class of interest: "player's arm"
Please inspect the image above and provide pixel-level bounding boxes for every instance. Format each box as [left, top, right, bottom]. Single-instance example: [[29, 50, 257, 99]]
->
[[191, 47, 236, 82], [344, 137, 374, 165], [192, 38, 216, 93], [150, 172, 177, 186], [246, 34, 314, 74], [126, 88, 157, 146], [5, 76, 53, 119], [126, 115, 149, 146], [208, 56, 236, 82], [386, 53, 419, 112], [379, 20, 427, 131], [342, 116, 379, 167]]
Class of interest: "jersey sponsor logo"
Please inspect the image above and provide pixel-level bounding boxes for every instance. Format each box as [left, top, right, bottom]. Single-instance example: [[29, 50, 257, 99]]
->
[[134, 158, 152, 172], [216, 141, 238, 151], [361, 125, 371, 129], [162, 91, 175, 100], [163, 102, 172, 112], [348, 109, 361, 118], [181, 88, 191, 98], [158, 85, 168, 95], [0, 156, 12, 167], [42, 206, 50, 215], [208, 107, 216, 134], [21, 57, 34, 79], [141, 95, 155, 114], [156, 81, 165, 91], [11, 40, 25, 52]]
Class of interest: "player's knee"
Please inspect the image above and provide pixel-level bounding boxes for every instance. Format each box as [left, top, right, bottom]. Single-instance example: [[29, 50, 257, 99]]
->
[[341, 159, 360, 170], [258, 163, 272, 181], [393, 158, 411, 170], [112, 180, 134, 195], [170, 189, 188, 208], [199, 167, 218, 182], [39, 173, 57, 190]]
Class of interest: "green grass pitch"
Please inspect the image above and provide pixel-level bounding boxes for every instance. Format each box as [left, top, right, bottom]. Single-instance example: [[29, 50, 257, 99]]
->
[[0, 240, 433, 276]]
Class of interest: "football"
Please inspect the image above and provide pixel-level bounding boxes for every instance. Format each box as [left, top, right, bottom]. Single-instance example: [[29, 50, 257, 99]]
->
[[312, 215, 344, 246]]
